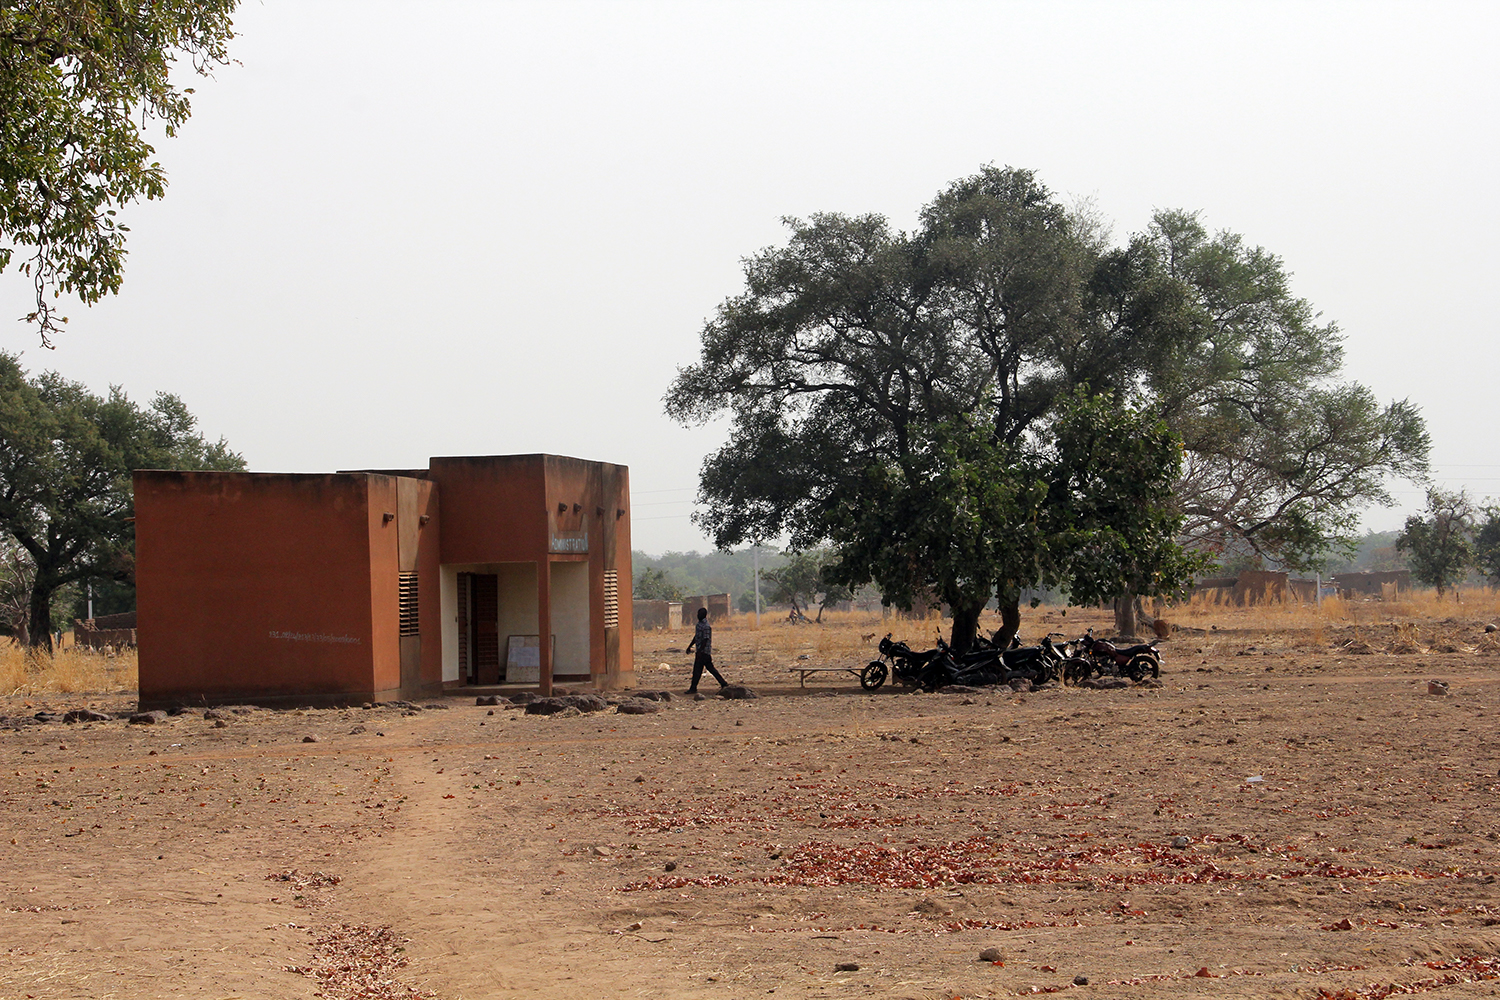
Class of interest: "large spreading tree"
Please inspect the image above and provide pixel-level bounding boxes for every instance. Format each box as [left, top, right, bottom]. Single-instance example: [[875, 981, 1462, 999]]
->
[[1, 1, 239, 346], [667, 166, 1428, 646], [0, 352, 244, 650]]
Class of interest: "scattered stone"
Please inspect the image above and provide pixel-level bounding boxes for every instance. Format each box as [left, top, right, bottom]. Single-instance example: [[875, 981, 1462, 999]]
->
[[525, 698, 572, 716], [1486, 623, 1498, 633], [1008, 679, 1033, 693], [302, 734, 320, 743], [633, 690, 673, 702], [1171, 836, 1191, 849], [213, 719, 228, 728], [203, 708, 230, 721], [1073, 975, 1089, 986], [422, 702, 449, 710], [509, 692, 541, 705], [625, 921, 643, 932], [616, 698, 663, 715], [1136, 678, 1163, 689], [978, 947, 1005, 963], [62, 708, 111, 723], [718, 685, 758, 700], [592, 845, 613, 856], [128, 710, 168, 725], [166, 705, 197, 716], [558, 694, 608, 713], [663, 860, 678, 872], [834, 962, 860, 972], [32, 711, 61, 724], [1428, 679, 1450, 696], [797, 654, 810, 660], [959, 697, 975, 706], [349, 724, 367, 734], [693, 693, 707, 701], [476, 695, 501, 706]]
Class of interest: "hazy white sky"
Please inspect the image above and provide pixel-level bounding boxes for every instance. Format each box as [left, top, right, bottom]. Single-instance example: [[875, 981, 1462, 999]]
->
[[6, 1, 1496, 556]]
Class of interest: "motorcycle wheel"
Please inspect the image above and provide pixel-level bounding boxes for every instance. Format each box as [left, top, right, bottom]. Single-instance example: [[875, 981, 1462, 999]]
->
[[1129, 653, 1160, 680], [1061, 657, 1092, 686], [860, 661, 889, 691]]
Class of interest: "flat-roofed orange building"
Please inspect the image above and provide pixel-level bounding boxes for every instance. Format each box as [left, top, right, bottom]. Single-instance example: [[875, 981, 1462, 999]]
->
[[134, 454, 631, 708]]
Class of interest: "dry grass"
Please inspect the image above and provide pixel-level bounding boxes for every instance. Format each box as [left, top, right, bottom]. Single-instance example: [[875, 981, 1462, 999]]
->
[[0, 641, 138, 697], [1167, 586, 1500, 630]]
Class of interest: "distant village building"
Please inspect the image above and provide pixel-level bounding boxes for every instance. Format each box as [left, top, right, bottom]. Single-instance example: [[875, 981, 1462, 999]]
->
[[134, 454, 631, 709], [1191, 571, 1318, 605], [632, 599, 682, 630], [1330, 570, 1410, 600], [680, 594, 731, 625]]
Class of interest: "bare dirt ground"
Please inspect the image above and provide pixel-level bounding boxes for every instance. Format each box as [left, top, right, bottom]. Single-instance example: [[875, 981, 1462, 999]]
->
[[4, 602, 1500, 999]]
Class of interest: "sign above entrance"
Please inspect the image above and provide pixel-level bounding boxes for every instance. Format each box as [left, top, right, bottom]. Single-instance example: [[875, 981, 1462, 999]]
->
[[549, 530, 588, 554]]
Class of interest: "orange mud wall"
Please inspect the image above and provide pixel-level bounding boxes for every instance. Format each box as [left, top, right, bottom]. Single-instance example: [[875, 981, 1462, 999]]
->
[[134, 472, 440, 708]]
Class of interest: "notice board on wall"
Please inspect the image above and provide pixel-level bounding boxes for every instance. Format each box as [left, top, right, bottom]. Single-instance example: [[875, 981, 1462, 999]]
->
[[504, 634, 557, 683]]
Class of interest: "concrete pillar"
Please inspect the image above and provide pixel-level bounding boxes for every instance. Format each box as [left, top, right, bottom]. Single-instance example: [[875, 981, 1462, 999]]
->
[[538, 557, 553, 696]]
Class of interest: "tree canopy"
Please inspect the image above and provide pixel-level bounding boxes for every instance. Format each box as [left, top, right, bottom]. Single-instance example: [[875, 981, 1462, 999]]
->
[[763, 549, 852, 622], [1396, 488, 1475, 598], [667, 166, 1427, 644], [1475, 508, 1500, 588], [0, 351, 244, 649], [1, 1, 239, 346]]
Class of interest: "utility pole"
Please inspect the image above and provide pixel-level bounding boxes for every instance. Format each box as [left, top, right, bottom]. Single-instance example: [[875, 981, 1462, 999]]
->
[[87, 581, 93, 621]]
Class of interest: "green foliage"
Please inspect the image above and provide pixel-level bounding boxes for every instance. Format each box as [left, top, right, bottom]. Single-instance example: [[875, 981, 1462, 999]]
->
[[763, 549, 852, 621], [1470, 507, 1500, 587], [1396, 489, 1474, 597], [1145, 212, 1430, 570], [632, 566, 684, 602], [0, 1, 239, 345], [0, 352, 244, 648], [1040, 392, 1209, 608], [667, 165, 1408, 644], [821, 394, 1201, 646]]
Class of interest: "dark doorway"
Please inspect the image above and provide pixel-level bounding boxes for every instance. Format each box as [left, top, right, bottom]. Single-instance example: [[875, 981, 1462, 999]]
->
[[469, 573, 501, 684]]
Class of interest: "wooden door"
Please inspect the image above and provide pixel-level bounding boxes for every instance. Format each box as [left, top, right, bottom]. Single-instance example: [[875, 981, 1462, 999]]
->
[[471, 573, 500, 685]]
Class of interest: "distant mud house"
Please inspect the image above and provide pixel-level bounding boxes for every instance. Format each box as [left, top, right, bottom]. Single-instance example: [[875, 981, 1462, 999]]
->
[[133, 455, 632, 709]]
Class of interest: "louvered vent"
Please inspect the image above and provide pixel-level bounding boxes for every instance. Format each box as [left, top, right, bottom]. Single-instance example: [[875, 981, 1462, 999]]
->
[[398, 572, 420, 636], [603, 569, 619, 629]]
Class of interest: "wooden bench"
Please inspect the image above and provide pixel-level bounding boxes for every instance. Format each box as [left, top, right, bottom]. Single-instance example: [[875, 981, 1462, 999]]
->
[[788, 664, 883, 689]]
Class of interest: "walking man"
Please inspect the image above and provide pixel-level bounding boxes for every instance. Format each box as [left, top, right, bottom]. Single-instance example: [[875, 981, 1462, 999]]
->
[[684, 606, 728, 694]]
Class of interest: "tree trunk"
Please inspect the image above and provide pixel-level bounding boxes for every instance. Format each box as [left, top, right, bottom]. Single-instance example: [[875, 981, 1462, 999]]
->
[[948, 602, 984, 655], [27, 578, 55, 654], [992, 593, 1021, 651], [1112, 591, 1140, 638]]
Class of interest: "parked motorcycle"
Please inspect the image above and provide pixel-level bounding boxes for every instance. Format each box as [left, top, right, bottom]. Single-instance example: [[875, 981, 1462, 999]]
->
[[1069, 628, 1162, 683], [950, 632, 1070, 686], [864, 634, 959, 691]]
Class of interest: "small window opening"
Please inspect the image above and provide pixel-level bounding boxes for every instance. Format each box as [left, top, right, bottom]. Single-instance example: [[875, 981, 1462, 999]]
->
[[399, 572, 420, 636], [603, 569, 619, 630]]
